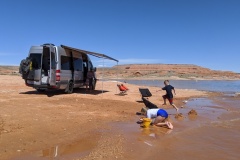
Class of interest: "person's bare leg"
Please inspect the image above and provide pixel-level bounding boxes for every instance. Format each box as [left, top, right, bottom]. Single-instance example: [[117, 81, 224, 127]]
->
[[155, 122, 167, 127], [162, 98, 167, 105], [155, 121, 173, 129], [153, 116, 165, 125], [166, 122, 173, 129], [171, 104, 179, 112], [89, 84, 92, 92]]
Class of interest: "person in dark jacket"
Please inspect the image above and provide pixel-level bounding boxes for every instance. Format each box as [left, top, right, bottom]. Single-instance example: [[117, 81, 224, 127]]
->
[[86, 68, 96, 92], [159, 80, 179, 112]]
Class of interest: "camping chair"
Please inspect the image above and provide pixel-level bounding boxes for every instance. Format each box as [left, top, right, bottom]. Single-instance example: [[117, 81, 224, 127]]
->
[[117, 84, 128, 95], [142, 97, 158, 109], [139, 88, 152, 98], [136, 97, 158, 115]]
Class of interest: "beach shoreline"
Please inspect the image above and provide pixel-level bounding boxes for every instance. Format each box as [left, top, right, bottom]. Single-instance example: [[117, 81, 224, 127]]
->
[[0, 75, 239, 160]]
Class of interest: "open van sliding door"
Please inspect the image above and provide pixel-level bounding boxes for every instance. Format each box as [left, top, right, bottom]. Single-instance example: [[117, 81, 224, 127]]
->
[[27, 46, 43, 83], [41, 46, 56, 86], [49, 46, 56, 86], [72, 51, 83, 87]]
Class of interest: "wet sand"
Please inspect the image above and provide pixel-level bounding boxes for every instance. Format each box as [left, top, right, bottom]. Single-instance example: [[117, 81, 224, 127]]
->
[[0, 75, 239, 160], [121, 96, 240, 160]]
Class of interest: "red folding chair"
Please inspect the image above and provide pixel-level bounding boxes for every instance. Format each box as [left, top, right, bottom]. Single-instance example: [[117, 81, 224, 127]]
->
[[117, 84, 128, 95]]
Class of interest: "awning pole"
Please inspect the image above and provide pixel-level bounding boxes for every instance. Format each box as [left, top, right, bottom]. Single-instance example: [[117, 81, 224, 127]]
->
[[116, 62, 119, 93], [102, 58, 105, 95]]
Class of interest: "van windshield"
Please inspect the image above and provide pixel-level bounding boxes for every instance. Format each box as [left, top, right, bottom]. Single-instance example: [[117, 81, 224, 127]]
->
[[29, 53, 41, 69]]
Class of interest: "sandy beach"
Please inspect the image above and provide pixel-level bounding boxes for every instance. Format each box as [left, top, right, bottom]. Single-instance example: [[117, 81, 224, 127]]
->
[[0, 75, 239, 160]]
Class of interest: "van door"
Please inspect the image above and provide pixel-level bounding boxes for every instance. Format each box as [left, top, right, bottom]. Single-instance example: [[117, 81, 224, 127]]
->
[[72, 51, 83, 87], [49, 46, 56, 86], [27, 47, 43, 82]]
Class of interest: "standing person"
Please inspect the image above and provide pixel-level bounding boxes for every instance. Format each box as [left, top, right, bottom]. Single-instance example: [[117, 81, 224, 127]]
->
[[86, 68, 96, 92], [160, 80, 179, 112], [139, 108, 173, 129]]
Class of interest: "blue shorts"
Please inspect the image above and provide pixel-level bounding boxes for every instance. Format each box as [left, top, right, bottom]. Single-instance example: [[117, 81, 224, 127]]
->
[[157, 109, 168, 118]]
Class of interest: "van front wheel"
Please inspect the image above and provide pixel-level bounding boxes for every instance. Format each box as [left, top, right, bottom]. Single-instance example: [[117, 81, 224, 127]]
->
[[65, 81, 74, 94]]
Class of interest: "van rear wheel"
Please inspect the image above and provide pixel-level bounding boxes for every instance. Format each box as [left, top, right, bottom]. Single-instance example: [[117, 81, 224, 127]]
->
[[65, 81, 73, 94]]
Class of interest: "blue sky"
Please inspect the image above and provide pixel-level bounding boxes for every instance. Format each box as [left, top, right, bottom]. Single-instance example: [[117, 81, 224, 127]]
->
[[0, 0, 239, 73]]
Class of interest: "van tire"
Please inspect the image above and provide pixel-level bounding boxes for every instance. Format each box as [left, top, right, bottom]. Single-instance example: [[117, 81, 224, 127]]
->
[[19, 57, 32, 79], [65, 81, 74, 94]]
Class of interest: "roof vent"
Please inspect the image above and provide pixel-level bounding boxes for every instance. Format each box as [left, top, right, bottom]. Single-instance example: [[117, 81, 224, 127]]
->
[[42, 43, 55, 46]]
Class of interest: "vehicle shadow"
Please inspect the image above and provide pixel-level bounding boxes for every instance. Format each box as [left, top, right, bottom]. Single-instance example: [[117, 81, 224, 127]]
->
[[19, 88, 109, 97], [74, 88, 109, 95]]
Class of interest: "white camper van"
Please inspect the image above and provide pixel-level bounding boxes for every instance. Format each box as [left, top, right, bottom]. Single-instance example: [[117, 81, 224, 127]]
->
[[20, 43, 98, 93]]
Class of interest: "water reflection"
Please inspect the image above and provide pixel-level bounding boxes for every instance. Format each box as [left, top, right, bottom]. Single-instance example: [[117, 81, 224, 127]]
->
[[15, 136, 98, 160], [140, 127, 173, 139], [40, 146, 58, 159]]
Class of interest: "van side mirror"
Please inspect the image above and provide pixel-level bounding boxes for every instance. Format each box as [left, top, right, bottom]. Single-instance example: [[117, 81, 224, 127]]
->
[[93, 67, 97, 72]]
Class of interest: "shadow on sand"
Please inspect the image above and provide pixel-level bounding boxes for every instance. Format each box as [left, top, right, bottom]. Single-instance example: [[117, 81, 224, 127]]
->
[[114, 93, 128, 96], [19, 88, 109, 97]]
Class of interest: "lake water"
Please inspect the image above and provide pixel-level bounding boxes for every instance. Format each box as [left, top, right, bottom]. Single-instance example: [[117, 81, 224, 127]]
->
[[119, 80, 240, 93], [105, 79, 240, 159], [119, 97, 240, 160]]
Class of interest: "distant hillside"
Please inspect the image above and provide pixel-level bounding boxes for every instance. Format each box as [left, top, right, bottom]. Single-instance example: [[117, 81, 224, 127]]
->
[[0, 66, 19, 75], [1, 64, 239, 80], [96, 64, 240, 80]]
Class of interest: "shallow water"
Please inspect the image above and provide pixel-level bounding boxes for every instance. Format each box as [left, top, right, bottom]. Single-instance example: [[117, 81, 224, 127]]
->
[[119, 79, 240, 93], [11, 134, 99, 160], [119, 96, 240, 160]]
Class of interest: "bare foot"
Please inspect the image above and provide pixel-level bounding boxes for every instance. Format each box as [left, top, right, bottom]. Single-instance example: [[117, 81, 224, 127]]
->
[[176, 108, 179, 113], [162, 103, 167, 105], [166, 122, 173, 129]]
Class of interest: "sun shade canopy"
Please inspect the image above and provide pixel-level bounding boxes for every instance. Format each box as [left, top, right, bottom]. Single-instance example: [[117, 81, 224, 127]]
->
[[61, 45, 118, 62]]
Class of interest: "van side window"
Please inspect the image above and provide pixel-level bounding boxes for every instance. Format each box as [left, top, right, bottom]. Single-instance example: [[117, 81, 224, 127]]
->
[[61, 56, 71, 70], [73, 58, 83, 71]]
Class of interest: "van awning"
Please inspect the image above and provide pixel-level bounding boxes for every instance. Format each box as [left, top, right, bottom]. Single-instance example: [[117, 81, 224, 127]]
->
[[61, 45, 118, 62]]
